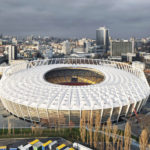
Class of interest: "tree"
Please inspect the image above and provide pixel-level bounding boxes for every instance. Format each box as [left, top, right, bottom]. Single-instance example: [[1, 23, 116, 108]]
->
[[7, 119, 11, 135], [112, 125, 118, 150], [117, 137, 120, 150], [80, 110, 86, 143], [105, 118, 112, 150], [87, 110, 91, 145], [94, 111, 101, 149], [100, 125, 105, 150], [12, 124, 15, 136], [139, 129, 149, 150], [124, 122, 131, 150], [2, 124, 4, 135], [89, 111, 93, 147], [120, 132, 123, 150], [82, 113, 86, 143], [80, 114, 83, 141]]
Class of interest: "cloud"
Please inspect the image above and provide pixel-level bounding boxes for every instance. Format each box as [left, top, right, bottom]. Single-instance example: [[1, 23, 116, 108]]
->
[[0, 0, 150, 38]]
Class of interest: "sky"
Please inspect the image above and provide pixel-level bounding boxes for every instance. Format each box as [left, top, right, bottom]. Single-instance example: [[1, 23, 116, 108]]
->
[[0, 0, 150, 39]]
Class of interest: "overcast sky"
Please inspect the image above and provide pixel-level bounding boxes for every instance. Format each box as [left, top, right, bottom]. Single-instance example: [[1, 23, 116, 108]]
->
[[0, 0, 150, 39]]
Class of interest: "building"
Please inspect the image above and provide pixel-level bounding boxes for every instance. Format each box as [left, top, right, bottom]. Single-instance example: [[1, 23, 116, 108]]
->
[[83, 41, 91, 53], [26, 35, 33, 41], [121, 53, 136, 62], [110, 39, 135, 57], [62, 40, 70, 55], [70, 52, 95, 58], [78, 38, 87, 46], [43, 48, 53, 59], [96, 27, 109, 51], [12, 37, 18, 45], [75, 38, 91, 53], [0, 58, 149, 126], [6, 45, 17, 64], [0, 40, 2, 46], [132, 61, 145, 71]]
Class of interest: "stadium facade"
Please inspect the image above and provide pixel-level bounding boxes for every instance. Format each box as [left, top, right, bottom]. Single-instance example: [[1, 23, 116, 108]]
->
[[0, 58, 150, 126]]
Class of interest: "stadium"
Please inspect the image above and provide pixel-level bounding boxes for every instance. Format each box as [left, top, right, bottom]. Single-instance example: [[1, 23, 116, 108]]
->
[[0, 58, 150, 126]]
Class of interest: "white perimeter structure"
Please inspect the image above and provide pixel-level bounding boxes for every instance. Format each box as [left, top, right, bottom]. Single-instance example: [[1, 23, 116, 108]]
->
[[0, 58, 149, 126]]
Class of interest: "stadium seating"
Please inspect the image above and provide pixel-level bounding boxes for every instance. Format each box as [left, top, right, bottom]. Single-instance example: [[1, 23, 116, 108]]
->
[[44, 67, 104, 86]]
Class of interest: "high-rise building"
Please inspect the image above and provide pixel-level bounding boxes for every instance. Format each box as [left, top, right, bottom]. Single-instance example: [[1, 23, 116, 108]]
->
[[96, 27, 109, 51], [62, 40, 70, 55], [6, 45, 17, 63], [83, 41, 91, 53], [110, 39, 135, 57]]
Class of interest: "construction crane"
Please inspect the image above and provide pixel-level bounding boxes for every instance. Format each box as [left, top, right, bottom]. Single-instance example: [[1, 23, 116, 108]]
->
[[133, 108, 141, 123]]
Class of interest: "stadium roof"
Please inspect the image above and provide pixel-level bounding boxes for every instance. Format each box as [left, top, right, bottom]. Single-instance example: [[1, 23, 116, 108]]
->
[[0, 58, 149, 111]]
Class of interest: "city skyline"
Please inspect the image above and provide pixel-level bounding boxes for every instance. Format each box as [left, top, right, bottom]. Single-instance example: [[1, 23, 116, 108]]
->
[[0, 0, 150, 39]]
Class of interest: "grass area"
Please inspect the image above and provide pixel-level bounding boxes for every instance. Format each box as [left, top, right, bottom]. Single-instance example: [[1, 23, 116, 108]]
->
[[0, 127, 81, 142], [0, 127, 139, 141]]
